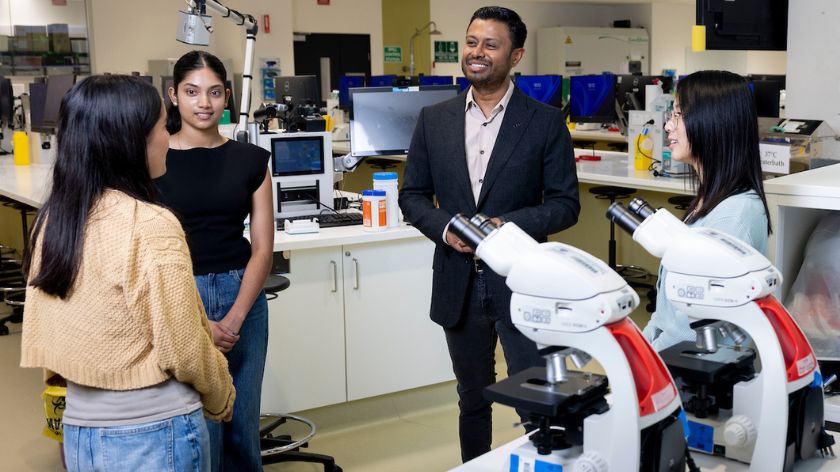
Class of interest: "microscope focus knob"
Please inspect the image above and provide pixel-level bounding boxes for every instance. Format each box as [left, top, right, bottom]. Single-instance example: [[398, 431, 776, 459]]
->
[[573, 451, 608, 472], [724, 415, 757, 448]]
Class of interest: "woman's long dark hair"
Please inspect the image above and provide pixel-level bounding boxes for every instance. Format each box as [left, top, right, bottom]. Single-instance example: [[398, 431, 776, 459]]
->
[[678, 70, 772, 234], [165, 50, 228, 134], [22, 75, 163, 299]]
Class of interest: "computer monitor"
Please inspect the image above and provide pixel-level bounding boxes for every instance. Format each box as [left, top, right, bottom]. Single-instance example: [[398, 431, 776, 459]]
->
[[615, 75, 672, 115], [456, 77, 471, 93], [751, 74, 786, 90], [369, 75, 396, 87], [349, 85, 461, 157], [138, 76, 153, 84], [0, 78, 13, 123], [339, 75, 365, 107], [514, 75, 563, 108], [41, 74, 76, 129], [752, 80, 782, 118], [271, 134, 325, 177], [569, 75, 616, 123], [28, 83, 50, 134], [274, 75, 319, 114], [418, 76, 453, 86]]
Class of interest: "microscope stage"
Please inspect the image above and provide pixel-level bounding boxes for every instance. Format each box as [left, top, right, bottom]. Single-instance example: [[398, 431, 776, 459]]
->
[[659, 341, 756, 384], [484, 367, 609, 418]]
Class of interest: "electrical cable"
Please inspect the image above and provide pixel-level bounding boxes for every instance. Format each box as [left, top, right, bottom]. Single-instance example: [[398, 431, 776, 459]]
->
[[301, 191, 338, 214]]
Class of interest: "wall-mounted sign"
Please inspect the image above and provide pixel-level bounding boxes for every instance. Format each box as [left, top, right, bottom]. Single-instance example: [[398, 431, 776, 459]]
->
[[384, 46, 402, 63], [434, 41, 458, 63]]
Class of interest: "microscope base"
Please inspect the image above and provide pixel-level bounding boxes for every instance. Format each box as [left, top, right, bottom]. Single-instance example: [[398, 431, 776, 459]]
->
[[661, 342, 828, 468]]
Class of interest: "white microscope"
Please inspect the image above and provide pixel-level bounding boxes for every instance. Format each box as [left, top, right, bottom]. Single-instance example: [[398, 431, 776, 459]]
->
[[606, 198, 835, 471], [448, 214, 687, 472]]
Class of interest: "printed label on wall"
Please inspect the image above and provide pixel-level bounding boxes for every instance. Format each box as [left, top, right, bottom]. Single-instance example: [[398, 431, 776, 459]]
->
[[759, 143, 791, 174], [434, 41, 459, 63]]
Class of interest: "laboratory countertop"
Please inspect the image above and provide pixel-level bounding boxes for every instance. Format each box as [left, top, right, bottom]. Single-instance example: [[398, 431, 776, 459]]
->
[[451, 431, 840, 471], [568, 128, 627, 143], [0, 156, 51, 207], [266, 221, 424, 252], [574, 149, 694, 195], [764, 163, 840, 198]]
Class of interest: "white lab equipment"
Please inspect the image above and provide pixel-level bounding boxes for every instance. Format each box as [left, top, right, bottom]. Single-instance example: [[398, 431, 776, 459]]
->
[[448, 214, 686, 472], [607, 198, 834, 470]]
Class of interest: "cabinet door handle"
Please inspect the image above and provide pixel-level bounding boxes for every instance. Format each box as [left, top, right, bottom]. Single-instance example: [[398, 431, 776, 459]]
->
[[353, 258, 360, 290], [331, 261, 338, 293]]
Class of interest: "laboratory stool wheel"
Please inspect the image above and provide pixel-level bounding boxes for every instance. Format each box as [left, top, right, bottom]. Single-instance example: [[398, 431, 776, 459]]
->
[[260, 413, 341, 472]]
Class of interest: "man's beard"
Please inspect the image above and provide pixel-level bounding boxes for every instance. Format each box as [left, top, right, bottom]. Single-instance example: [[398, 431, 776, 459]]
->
[[461, 57, 511, 92]]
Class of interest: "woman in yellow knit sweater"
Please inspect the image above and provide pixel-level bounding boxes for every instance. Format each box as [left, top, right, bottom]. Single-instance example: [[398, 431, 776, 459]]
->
[[20, 75, 235, 472]]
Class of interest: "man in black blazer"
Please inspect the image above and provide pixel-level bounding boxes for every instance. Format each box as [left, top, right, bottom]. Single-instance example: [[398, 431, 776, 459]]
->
[[399, 6, 580, 463]]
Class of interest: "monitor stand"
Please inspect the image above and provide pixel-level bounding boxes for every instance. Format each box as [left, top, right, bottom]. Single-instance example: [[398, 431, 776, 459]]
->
[[575, 123, 602, 131], [613, 99, 628, 136]]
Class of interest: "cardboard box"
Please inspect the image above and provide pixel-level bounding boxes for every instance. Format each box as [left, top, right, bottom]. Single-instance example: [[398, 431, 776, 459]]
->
[[13, 25, 30, 52], [48, 24, 71, 53], [31, 26, 49, 53]]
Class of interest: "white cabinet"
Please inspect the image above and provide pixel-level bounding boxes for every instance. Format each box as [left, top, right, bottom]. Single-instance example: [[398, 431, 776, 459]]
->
[[262, 246, 347, 414], [342, 238, 452, 401], [765, 165, 840, 300], [261, 236, 454, 414]]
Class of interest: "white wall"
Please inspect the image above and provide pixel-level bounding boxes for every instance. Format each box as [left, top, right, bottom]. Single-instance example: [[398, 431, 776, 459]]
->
[[650, 3, 692, 76], [787, 0, 840, 140], [291, 0, 383, 76], [87, 0, 294, 112], [429, 0, 653, 78]]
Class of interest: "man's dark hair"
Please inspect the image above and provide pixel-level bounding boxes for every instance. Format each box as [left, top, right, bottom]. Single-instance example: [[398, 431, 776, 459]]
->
[[468, 6, 527, 50]]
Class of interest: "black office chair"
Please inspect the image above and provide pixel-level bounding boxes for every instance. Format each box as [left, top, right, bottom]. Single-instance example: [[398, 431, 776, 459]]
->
[[259, 273, 342, 472], [589, 186, 657, 312], [0, 255, 25, 336], [667, 195, 694, 212], [0, 197, 30, 335]]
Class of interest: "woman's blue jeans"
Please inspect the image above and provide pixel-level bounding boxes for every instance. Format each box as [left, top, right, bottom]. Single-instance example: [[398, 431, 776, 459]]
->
[[63, 408, 210, 472], [194, 269, 268, 472]]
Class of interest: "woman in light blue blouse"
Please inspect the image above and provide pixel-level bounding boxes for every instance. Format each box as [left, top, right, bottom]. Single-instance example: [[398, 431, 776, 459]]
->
[[644, 70, 772, 351]]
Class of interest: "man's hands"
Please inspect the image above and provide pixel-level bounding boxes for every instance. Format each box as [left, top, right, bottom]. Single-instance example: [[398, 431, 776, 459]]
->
[[446, 231, 474, 253], [445, 217, 504, 253]]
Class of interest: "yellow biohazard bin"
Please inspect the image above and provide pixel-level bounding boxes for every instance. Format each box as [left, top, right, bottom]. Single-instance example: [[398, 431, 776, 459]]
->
[[42, 386, 67, 469]]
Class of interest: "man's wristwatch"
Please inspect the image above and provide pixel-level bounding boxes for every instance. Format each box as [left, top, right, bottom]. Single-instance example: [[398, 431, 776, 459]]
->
[[497, 216, 508, 225]]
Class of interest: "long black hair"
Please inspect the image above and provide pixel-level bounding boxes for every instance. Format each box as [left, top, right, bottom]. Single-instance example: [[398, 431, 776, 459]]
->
[[23, 75, 163, 299], [678, 70, 772, 235], [166, 50, 228, 134]]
